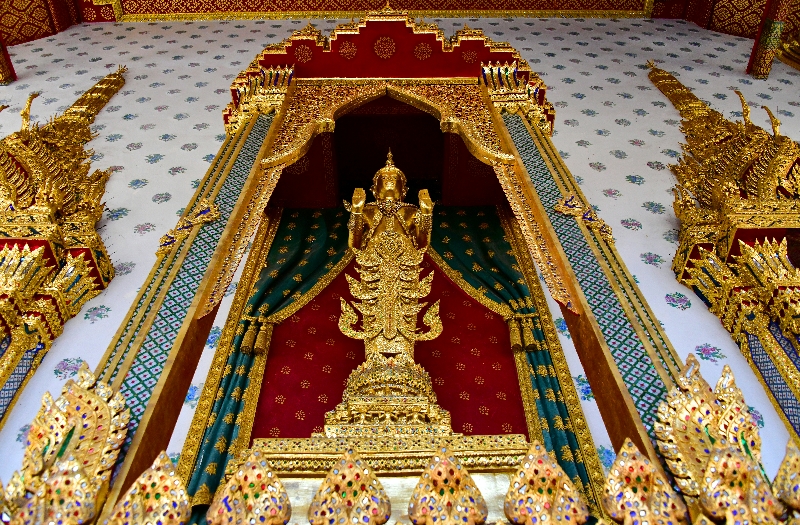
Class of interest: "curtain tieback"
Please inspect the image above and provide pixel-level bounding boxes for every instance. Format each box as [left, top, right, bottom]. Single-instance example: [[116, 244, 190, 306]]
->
[[508, 315, 544, 352], [241, 318, 273, 355]]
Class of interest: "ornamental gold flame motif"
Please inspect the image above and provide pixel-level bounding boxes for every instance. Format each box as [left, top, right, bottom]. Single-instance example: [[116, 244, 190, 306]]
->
[[654, 353, 761, 501], [307, 449, 391, 525], [503, 442, 589, 525], [408, 446, 487, 525], [207, 450, 291, 525], [328, 152, 451, 437], [601, 439, 688, 525], [0, 363, 129, 524]]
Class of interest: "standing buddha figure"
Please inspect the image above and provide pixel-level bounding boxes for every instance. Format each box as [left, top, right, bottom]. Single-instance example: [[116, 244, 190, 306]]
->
[[324, 151, 453, 437]]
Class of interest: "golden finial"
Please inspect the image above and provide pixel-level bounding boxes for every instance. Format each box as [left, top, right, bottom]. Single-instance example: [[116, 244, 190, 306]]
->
[[601, 439, 688, 525], [308, 450, 390, 525], [106, 452, 189, 525], [20, 92, 39, 130], [207, 450, 291, 525], [408, 447, 487, 525], [504, 442, 589, 525]]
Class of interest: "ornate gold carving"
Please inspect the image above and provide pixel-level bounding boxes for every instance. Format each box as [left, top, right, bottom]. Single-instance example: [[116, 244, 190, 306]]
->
[[774, 440, 800, 522], [504, 442, 590, 525], [492, 164, 574, 311], [328, 153, 451, 437], [222, 65, 291, 135], [207, 449, 292, 525], [308, 449, 391, 525], [374, 36, 396, 59], [0, 68, 125, 418], [408, 446, 487, 525], [601, 438, 688, 525], [554, 195, 613, 243], [107, 451, 190, 525], [649, 62, 800, 431], [654, 354, 762, 502], [696, 445, 782, 524], [157, 198, 220, 256], [480, 62, 554, 136], [0, 363, 129, 521], [227, 434, 529, 476], [778, 30, 800, 72]]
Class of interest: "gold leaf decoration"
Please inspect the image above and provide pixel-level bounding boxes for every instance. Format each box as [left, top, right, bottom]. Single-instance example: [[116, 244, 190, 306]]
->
[[504, 442, 589, 525], [207, 450, 291, 525], [601, 439, 688, 525], [408, 446, 487, 525], [106, 451, 190, 525], [308, 449, 390, 525], [697, 445, 782, 524], [773, 440, 800, 520]]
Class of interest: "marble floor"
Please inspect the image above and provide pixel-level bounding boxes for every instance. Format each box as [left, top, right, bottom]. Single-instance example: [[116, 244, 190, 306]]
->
[[0, 15, 796, 482]]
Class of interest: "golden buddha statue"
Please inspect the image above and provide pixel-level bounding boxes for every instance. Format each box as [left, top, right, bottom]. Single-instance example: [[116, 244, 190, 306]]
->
[[324, 151, 452, 437]]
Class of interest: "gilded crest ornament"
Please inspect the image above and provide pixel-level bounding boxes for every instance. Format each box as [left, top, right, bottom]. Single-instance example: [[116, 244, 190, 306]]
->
[[207, 450, 291, 525], [308, 449, 391, 525], [504, 442, 589, 525], [601, 439, 688, 525], [328, 152, 451, 437], [408, 447, 487, 525]]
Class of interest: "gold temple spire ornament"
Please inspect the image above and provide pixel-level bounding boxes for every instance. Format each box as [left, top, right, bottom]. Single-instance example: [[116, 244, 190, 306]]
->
[[106, 451, 190, 525], [504, 442, 589, 525], [408, 447, 487, 525], [0, 66, 126, 421], [601, 439, 688, 525], [328, 152, 450, 437], [207, 450, 291, 525], [308, 449, 391, 525]]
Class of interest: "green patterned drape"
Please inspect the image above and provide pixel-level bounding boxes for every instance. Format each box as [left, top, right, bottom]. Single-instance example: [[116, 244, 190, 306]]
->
[[187, 208, 350, 521], [429, 206, 593, 503]]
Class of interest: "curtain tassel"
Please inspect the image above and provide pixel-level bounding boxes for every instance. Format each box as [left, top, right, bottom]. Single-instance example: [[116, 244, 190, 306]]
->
[[520, 318, 537, 352], [241, 322, 258, 354], [508, 318, 522, 352], [254, 322, 273, 354]]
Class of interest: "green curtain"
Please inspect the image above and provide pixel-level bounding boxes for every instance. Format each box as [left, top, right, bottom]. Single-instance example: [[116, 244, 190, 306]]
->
[[429, 206, 592, 501], [187, 208, 350, 522]]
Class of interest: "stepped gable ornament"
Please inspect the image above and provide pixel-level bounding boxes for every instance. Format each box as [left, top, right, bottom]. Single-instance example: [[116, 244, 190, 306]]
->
[[250, 6, 530, 80], [408, 446, 487, 525], [601, 439, 688, 525], [0, 67, 125, 421], [504, 442, 589, 525], [207, 450, 291, 525], [654, 354, 761, 501], [308, 449, 391, 525], [0, 363, 128, 522], [329, 151, 450, 438], [106, 451, 190, 525]]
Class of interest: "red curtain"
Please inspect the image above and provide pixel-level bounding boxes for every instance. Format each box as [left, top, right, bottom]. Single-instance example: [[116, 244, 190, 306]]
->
[[251, 254, 528, 441]]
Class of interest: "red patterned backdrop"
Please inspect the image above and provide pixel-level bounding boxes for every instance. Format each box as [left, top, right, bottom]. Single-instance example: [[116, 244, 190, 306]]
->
[[251, 255, 529, 441]]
